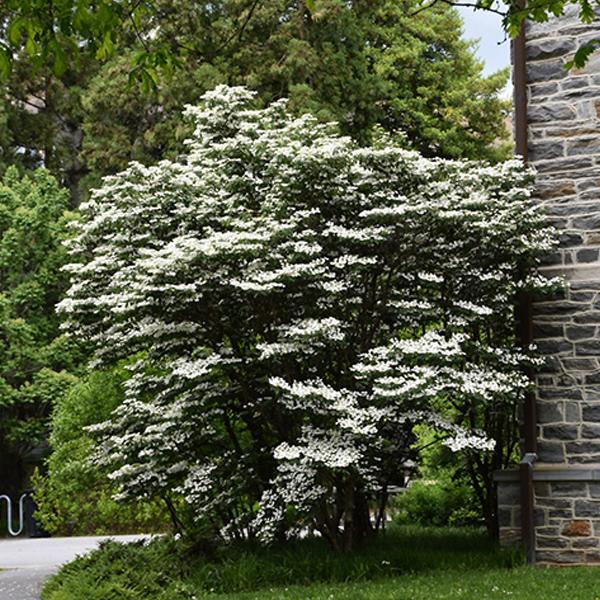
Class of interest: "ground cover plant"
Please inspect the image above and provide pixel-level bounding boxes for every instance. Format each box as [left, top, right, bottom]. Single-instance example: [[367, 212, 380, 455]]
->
[[41, 525, 521, 599], [42, 525, 600, 600], [58, 85, 557, 549]]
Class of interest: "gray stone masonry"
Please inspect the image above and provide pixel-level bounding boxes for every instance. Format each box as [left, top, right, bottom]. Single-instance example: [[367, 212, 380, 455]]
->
[[496, 10, 600, 563]]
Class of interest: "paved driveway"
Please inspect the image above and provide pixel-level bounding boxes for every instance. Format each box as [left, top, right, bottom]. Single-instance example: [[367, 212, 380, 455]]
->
[[0, 535, 146, 600]]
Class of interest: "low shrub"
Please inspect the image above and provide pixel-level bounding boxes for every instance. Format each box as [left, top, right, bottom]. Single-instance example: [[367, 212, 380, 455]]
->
[[392, 472, 481, 528]]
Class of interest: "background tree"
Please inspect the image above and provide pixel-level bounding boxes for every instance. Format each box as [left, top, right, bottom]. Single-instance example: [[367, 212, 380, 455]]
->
[[1, 0, 598, 79], [0, 167, 80, 495], [0, 0, 510, 203]]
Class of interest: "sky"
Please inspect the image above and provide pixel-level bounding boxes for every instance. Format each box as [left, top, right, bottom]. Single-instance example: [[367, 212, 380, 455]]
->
[[456, 8, 512, 97]]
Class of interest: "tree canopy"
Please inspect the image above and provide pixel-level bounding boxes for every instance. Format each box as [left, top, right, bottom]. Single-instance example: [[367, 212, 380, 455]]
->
[[0, 0, 598, 81], [0, 0, 511, 204]]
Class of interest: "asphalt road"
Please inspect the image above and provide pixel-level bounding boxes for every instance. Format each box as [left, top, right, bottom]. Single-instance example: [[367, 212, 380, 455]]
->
[[0, 535, 146, 600]]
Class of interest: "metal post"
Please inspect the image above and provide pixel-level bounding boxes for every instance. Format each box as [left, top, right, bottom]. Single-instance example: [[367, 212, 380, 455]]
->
[[513, 9, 538, 565], [513, 11, 528, 161], [519, 453, 536, 564]]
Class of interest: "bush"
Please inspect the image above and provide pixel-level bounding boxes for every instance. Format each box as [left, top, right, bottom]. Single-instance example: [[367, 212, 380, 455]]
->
[[33, 367, 169, 535], [393, 471, 480, 528]]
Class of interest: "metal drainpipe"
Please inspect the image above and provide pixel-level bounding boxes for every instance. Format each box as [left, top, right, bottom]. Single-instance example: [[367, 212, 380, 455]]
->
[[513, 12, 537, 565]]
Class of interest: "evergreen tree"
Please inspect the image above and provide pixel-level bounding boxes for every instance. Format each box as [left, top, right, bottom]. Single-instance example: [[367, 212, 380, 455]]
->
[[0, 1, 510, 202]]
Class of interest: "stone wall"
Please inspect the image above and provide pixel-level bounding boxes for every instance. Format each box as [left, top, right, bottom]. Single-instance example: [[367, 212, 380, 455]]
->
[[496, 10, 600, 563], [527, 9, 600, 467]]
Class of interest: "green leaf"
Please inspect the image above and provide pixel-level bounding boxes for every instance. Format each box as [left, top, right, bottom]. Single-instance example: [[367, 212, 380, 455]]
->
[[564, 39, 600, 70], [25, 33, 39, 58], [0, 48, 11, 80], [6, 17, 27, 46], [95, 31, 115, 60]]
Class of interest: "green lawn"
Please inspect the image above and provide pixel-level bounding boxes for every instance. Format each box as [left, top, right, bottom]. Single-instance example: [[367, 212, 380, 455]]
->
[[42, 526, 600, 600]]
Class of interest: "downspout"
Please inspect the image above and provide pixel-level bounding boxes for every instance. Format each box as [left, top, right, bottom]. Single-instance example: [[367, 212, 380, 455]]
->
[[513, 12, 537, 565]]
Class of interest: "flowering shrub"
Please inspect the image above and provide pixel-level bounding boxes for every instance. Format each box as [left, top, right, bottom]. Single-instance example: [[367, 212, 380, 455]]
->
[[59, 86, 556, 551]]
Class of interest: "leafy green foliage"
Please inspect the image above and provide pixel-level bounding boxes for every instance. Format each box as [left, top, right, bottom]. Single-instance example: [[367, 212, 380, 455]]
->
[[0, 0, 510, 205], [0, 166, 79, 493], [78, 0, 509, 162], [0, 0, 598, 85], [0, 1, 152, 79], [32, 366, 170, 535], [566, 38, 600, 69], [393, 471, 480, 527], [42, 526, 521, 599]]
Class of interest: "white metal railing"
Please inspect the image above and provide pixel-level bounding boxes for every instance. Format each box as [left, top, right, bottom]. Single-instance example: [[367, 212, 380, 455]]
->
[[0, 494, 27, 536]]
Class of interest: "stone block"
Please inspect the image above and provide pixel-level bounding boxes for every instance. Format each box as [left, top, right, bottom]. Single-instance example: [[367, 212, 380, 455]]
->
[[527, 38, 576, 60], [574, 311, 600, 324], [537, 497, 572, 509], [529, 103, 577, 124], [528, 60, 570, 83], [537, 402, 563, 423], [576, 248, 600, 263], [529, 141, 565, 161], [530, 80, 561, 96], [581, 424, 600, 438], [535, 180, 576, 199], [565, 402, 581, 422], [571, 537, 599, 548], [582, 403, 600, 421], [534, 322, 565, 338], [562, 519, 591, 536], [576, 340, 600, 356], [567, 441, 600, 454], [497, 507, 513, 528], [537, 535, 571, 548], [584, 550, 600, 563], [499, 527, 521, 546], [537, 441, 566, 463], [535, 156, 594, 173], [538, 388, 582, 401], [549, 508, 574, 519], [559, 232, 584, 248], [537, 339, 573, 355], [550, 482, 588, 497], [566, 325, 596, 340], [497, 482, 521, 506], [535, 482, 551, 497], [561, 358, 597, 371], [543, 424, 579, 440], [574, 500, 600, 517], [536, 525, 560, 537], [536, 550, 585, 564], [567, 137, 600, 156], [585, 372, 600, 384]]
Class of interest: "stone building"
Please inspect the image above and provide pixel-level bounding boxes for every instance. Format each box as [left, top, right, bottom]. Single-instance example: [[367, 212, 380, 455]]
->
[[495, 10, 600, 564]]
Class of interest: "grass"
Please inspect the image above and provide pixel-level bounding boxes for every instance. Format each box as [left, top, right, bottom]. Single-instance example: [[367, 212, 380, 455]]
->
[[41, 526, 600, 600]]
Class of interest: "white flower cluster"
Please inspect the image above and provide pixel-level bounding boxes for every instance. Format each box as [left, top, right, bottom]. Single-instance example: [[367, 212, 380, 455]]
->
[[60, 85, 557, 544]]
